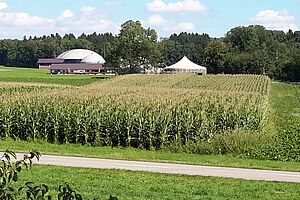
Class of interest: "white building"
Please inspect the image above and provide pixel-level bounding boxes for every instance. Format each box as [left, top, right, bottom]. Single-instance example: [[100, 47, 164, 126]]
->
[[37, 49, 106, 75]]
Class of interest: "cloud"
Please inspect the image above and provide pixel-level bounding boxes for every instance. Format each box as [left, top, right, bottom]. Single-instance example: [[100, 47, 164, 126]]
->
[[146, 14, 196, 34], [163, 22, 196, 32], [147, 0, 207, 14], [251, 10, 298, 32], [0, 11, 53, 27], [0, 10, 54, 38], [80, 6, 96, 15], [147, 15, 165, 25], [0, 1, 7, 10], [56, 8, 118, 34], [60, 9, 75, 19], [0, 5, 118, 38]]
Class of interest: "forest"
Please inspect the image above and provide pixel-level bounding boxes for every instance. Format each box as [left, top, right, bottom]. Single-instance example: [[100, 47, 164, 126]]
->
[[0, 20, 299, 81]]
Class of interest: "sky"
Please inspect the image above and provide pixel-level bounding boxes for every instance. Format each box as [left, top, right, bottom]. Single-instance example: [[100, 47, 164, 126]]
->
[[0, 0, 299, 39]]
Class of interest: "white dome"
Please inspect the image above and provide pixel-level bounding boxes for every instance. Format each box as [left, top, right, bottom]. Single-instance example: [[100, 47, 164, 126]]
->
[[82, 54, 105, 64], [57, 49, 105, 64]]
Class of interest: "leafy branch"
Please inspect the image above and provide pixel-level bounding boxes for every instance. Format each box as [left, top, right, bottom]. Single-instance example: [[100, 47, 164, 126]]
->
[[0, 150, 118, 200]]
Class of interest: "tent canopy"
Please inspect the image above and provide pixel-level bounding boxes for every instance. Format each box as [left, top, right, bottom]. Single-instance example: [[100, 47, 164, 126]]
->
[[165, 56, 206, 70]]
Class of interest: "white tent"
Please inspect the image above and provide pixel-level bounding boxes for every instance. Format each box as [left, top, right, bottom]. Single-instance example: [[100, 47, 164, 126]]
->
[[163, 56, 207, 75]]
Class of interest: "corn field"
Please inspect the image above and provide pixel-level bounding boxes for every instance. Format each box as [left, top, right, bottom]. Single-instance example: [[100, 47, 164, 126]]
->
[[0, 74, 270, 149], [109, 74, 270, 95]]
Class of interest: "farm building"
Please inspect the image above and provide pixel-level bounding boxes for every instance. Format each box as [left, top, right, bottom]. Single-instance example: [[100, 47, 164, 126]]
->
[[162, 56, 207, 75], [37, 49, 105, 75]]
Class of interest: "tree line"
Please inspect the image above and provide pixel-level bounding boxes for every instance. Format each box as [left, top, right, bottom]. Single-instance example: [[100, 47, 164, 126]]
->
[[0, 20, 299, 81]]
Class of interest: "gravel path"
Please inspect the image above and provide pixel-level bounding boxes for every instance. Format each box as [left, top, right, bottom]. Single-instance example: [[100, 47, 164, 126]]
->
[[11, 153, 300, 183]]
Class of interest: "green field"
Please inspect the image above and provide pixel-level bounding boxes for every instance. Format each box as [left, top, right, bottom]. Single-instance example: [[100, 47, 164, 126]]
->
[[257, 82, 300, 161], [0, 73, 269, 151], [16, 165, 300, 200], [1, 79, 299, 172], [0, 67, 299, 163], [0, 66, 109, 86]]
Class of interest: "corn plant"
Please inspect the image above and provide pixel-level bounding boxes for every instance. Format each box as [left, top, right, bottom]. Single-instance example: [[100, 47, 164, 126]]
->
[[0, 75, 270, 150], [0, 150, 41, 200]]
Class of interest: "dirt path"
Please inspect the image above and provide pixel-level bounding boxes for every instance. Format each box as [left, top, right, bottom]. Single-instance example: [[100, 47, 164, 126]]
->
[[16, 153, 300, 183]]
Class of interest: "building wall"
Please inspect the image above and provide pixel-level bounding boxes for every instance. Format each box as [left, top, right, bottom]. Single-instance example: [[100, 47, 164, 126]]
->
[[161, 68, 207, 75], [39, 64, 51, 69]]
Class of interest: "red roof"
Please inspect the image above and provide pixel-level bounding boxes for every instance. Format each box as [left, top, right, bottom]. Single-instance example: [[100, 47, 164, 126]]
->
[[38, 59, 65, 64], [50, 63, 104, 70]]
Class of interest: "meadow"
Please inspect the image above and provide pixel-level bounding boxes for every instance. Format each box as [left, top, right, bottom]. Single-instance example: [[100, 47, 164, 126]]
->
[[0, 66, 108, 86], [15, 165, 300, 200], [255, 82, 300, 161]]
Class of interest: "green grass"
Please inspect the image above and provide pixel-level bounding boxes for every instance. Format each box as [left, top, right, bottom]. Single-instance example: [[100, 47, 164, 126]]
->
[[1, 139, 300, 172], [260, 82, 300, 161], [16, 165, 300, 200], [269, 82, 300, 126], [0, 66, 110, 86]]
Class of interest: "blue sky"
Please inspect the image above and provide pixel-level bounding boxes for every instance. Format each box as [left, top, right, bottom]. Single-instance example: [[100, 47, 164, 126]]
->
[[0, 0, 299, 39]]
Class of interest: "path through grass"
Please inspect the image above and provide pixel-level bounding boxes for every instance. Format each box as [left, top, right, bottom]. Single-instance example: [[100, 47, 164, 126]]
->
[[1, 139, 300, 172]]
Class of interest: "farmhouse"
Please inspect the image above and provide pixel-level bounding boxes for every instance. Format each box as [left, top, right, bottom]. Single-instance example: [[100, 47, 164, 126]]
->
[[162, 56, 207, 75], [37, 49, 105, 75]]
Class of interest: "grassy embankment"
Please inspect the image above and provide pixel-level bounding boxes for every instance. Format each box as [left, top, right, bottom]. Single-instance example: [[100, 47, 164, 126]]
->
[[259, 82, 300, 161], [1, 138, 300, 172], [0, 66, 109, 86], [15, 165, 300, 200]]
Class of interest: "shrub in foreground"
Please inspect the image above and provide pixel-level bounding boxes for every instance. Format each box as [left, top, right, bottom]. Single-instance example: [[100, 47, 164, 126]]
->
[[0, 150, 118, 200]]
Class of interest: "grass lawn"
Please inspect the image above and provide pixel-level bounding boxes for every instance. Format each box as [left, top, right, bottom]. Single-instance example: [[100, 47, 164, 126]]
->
[[0, 66, 110, 86], [264, 82, 300, 161], [1, 139, 300, 172], [269, 82, 300, 127], [16, 165, 300, 200]]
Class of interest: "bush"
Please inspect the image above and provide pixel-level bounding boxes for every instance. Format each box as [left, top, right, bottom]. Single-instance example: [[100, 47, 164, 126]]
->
[[0, 150, 118, 200], [166, 129, 267, 156]]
